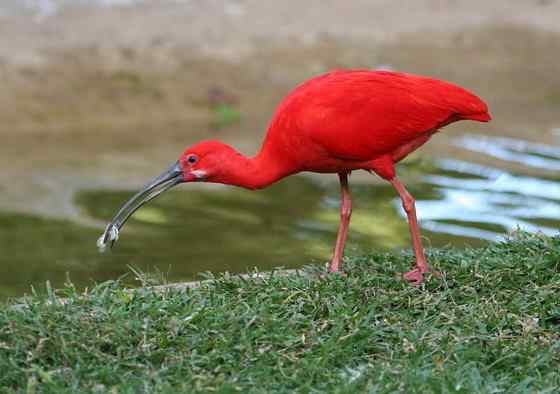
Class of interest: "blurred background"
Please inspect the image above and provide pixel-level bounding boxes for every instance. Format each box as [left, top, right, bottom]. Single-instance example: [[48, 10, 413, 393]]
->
[[1, 0, 559, 298]]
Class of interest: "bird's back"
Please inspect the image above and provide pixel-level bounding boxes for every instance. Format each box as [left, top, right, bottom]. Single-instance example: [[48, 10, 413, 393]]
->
[[262, 70, 490, 169]]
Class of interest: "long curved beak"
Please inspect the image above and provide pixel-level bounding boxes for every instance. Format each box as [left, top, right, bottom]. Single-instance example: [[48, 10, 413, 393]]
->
[[97, 161, 183, 252]]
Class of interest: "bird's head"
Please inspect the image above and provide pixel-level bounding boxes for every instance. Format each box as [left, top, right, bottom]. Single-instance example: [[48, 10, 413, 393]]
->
[[96, 140, 243, 252], [179, 140, 241, 183]]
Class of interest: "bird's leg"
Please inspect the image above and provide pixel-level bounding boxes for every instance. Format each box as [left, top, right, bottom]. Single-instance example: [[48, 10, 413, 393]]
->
[[390, 177, 433, 285], [329, 172, 352, 273]]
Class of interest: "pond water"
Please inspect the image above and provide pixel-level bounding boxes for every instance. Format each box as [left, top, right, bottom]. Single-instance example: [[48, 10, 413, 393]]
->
[[1, 134, 559, 299]]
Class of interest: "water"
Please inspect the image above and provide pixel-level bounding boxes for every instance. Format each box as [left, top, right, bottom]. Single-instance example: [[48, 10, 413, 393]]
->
[[0, 135, 558, 299]]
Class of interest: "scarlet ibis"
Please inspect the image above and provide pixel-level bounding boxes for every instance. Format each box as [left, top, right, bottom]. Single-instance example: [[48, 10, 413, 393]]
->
[[98, 70, 491, 285]]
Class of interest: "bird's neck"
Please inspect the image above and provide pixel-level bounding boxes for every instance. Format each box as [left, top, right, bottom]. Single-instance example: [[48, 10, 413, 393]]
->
[[220, 145, 296, 190]]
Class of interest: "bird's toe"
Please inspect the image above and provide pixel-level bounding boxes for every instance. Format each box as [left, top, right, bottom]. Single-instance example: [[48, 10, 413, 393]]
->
[[403, 269, 425, 286]]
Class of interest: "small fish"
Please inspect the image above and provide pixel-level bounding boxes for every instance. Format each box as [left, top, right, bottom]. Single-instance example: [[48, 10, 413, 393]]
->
[[97, 224, 119, 253]]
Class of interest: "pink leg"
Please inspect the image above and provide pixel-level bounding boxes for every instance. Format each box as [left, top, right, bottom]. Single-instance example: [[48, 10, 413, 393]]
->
[[329, 172, 352, 273], [390, 177, 433, 285]]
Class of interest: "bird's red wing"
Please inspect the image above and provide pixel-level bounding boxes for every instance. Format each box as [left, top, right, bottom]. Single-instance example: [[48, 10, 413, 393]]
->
[[285, 71, 489, 161]]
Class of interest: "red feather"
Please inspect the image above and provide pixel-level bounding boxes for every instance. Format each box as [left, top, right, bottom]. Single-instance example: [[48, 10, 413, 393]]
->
[[261, 70, 490, 177]]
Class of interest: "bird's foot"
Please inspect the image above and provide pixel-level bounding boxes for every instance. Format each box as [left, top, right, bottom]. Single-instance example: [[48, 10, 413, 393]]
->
[[403, 269, 425, 286], [403, 268, 442, 286]]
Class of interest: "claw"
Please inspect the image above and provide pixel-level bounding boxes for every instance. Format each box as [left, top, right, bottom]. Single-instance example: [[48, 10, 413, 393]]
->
[[403, 268, 442, 286]]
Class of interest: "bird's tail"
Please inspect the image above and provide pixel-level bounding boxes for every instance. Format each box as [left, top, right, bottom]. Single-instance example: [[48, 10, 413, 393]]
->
[[451, 88, 492, 123], [463, 111, 492, 122]]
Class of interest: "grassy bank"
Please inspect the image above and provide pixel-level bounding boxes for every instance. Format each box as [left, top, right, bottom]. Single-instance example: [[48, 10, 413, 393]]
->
[[1, 232, 559, 393]]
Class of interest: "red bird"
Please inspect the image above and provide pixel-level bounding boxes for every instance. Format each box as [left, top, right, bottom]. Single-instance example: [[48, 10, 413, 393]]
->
[[98, 70, 491, 285]]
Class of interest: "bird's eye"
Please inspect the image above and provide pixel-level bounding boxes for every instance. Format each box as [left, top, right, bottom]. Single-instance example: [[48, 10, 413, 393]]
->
[[187, 155, 198, 164]]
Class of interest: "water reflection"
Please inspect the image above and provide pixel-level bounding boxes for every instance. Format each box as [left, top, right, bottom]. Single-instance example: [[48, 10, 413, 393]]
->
[[415, 159, 560, 241], [0, 135, 559, 299], [416, 134, 560, 240], [456, 134, 560, 171]]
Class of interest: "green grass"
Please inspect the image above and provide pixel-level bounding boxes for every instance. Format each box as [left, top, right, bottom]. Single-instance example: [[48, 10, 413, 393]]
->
[[1, 232, 559, 393]]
